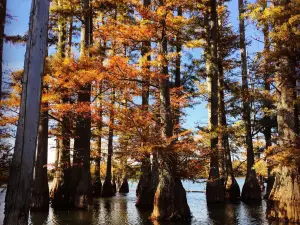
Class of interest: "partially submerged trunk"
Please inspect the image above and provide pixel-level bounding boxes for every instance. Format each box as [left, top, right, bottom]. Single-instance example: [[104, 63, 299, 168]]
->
[[93, 83, 103, 197], [51, 6, 72, 209], [261, 6, 274, 200], [267, 44, 300, 222], [218, 59, 240, 202], [205, 0, 224, 204], [152, 167, 190, 220], [267, 167, 300, 223], [3, 0, 49, 223], [151, 1, 190, 219], [119, 178, 129, 193], [136, 0, 155, 207], [71, 0, 93, 209], [136, 154, 154, 207], [119, 160, 129, 194], [238, 0, 261, 202], [31, 102, 49, 211], [101, 89, 115, 197]]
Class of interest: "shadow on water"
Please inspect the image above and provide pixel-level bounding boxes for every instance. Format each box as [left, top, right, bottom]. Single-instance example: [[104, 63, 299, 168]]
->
[[30, 211, 49, 225], [4, 180, 294, 225]]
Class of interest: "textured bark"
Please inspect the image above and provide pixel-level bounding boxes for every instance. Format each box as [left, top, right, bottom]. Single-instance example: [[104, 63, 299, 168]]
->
[[152, 173, 190, 220], [267, 19, 299, 220], [101, 89, 115, 197], [93, 83, 103, 197], [51, 4, 72, 208], [0, 0, 6, 101], [267, 167, 300, 223], [238, 0, 261, 202], [205, 0, 224, 204], [151, 1, 190, 220], [261, 6, 274, 200], [3, 0, 49, 223], [218, 59, 240, 202], [136, 154, 154, 207], [31, 102, 49, 211], [136, 0, 154, 207], [71, 0, 93, 209]]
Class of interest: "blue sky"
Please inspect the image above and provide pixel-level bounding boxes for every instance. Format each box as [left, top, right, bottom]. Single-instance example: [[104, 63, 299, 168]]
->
[[3, 0, 264, 131]]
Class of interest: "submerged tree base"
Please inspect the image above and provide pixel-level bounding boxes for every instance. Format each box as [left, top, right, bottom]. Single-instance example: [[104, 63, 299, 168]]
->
[[31, 192, 49, 212], [206, 168, 225, 204], [92, 178, 102, 197], [74, 175, 92, 209], [101, 179, 115, 197], [206, 178, 225, 204], [51, 179, 71, 209], [224, 175, 240, 202], [241, 171, 261, 202], [267, 166, 300, 223], [119, 178, 129, 193], [151, 175, 190, 220]]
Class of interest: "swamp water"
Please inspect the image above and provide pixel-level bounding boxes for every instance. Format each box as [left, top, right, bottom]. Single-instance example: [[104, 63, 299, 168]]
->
[[0, 178, 288, 225]]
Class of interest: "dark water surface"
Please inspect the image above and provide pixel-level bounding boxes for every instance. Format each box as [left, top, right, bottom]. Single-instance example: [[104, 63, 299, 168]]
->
[[0, 178, 287, 225]]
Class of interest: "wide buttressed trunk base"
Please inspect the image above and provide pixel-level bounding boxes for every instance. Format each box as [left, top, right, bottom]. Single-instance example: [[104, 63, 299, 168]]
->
[[74, 174, 92, 209], [31, 189, 49, 212], [241, 170, 261, 202], [51, 175, 72, 209], [101, 179, 115, 197], [119, 178, 129, 193], [224, 175, 240, 202], [151, 174, 191, 221], [206, 168, 225, 203], [136, 176, 155, 208], [92, 178, 102, 197], [267, 166, 300, 223]]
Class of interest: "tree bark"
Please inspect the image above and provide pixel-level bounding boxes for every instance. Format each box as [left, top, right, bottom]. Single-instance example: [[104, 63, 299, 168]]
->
[[93, 83, 103, 197], [136, 0, 156, 208], [267, 28, 300, 221], [151, 1, 190, 220], [3, 0, 49, 223], [0, 0, 6, 101], [205, 0, 225, 204], [239, 0, 261, 202], [51, 3, 72, 208], [31, 101, 50, 211], [218, 60, 240, 202], [261, 3, 274, 199], [101, 89, 115, 197], [71, 0, 93, 209]]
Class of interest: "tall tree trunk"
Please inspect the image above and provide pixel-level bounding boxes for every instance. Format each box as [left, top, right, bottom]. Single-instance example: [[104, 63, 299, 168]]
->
[[267, 55, 299, 222], [71, 0, 93, 208], [101, 89, 115, 197], [136, 0, 157, 208], [119, 159, 129, 193], [266, 1, 300, 221], [3, 0, 49, 223], [0, 0, 6, 101], [151, 1, 190, 220], [93, 82, 103, 197], [239, 0, 261, 202], [218, 61, 240, 201], [261, 2, 274, 199], [50, 3, 72, 208], [205, 0, 224, 204], [31, 100, 50, 211]]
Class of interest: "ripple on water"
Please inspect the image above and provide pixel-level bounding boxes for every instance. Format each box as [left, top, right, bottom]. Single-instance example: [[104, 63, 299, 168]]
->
[[0, 179, 287, 225]]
